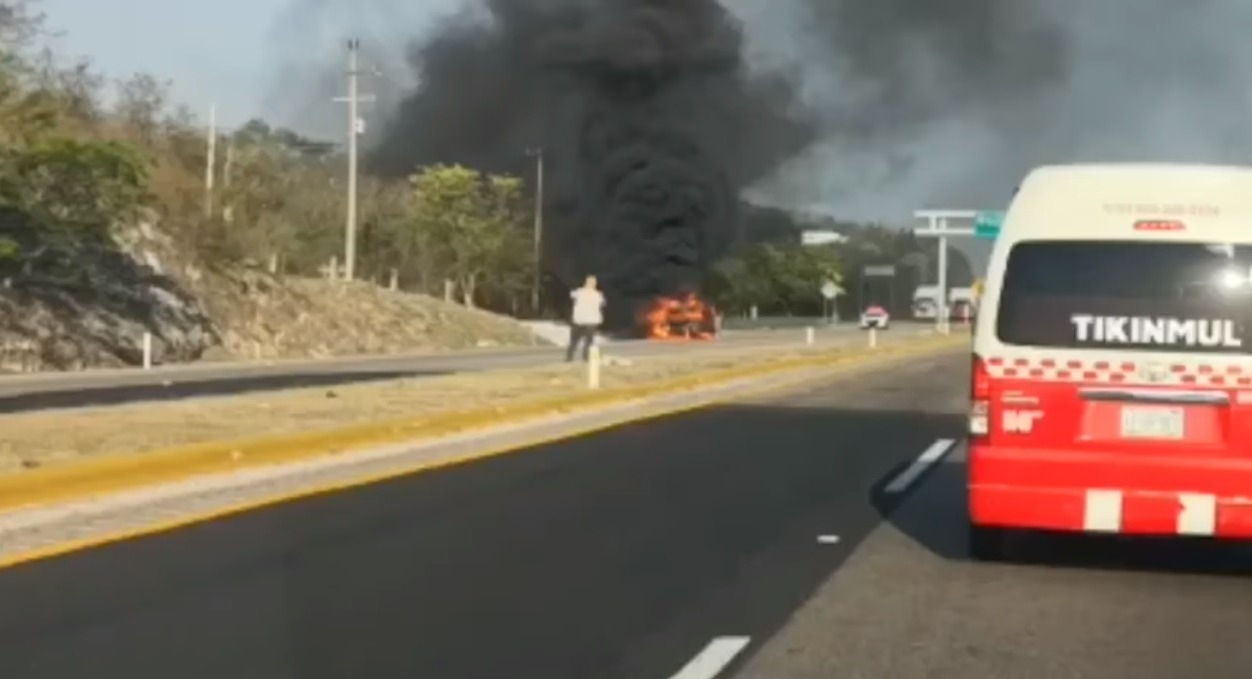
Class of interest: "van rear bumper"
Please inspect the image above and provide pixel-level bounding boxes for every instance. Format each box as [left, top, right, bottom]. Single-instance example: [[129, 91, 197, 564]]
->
[[968, 443, 1252, 538]]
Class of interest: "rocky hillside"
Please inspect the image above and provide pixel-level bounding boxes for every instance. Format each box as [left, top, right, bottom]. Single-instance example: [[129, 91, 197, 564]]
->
[[0, 215, 541, 373], [194, 273, 539, 362]]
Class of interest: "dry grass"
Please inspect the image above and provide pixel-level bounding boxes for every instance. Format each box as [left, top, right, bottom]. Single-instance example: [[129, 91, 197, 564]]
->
[[195, 275, 541, 361], [0, 344, 865, 472]]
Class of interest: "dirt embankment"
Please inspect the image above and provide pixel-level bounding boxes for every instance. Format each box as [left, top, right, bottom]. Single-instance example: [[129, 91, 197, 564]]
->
[[0, 218, 539, 373]]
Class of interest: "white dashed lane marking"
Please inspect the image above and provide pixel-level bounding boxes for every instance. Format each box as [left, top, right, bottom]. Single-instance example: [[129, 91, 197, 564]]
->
[[669, 636, 751, 679], [884, 438, 956, 493], [669, 437, 956, 678]]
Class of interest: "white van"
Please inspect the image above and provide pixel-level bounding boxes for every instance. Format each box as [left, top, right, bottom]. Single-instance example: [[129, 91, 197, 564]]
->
[[968, 163, 1252, 559], [912, 285, 941, 319]]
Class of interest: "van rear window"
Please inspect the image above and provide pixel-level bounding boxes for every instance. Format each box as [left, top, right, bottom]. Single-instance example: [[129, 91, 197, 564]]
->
[[996, 240, 1252, 353]]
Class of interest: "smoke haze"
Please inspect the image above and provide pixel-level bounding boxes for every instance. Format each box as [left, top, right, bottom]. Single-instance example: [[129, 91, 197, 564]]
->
[[264, 0, 1252, 283], [746, 0, 1252, 220]]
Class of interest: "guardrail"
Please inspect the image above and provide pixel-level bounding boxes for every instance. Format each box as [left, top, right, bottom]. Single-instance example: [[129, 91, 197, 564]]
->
[[719, 316, 947, 331], [720, 316, 839, 331]]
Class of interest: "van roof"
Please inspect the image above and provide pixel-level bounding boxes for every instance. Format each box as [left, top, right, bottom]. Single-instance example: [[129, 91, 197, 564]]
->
[[1028, 162, 1252, 177], [1005, 163, 1252, 240], [1020, 163, 1252, 192]]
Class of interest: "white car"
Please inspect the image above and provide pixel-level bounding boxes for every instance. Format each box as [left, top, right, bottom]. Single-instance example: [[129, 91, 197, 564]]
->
[[859, 305, 890, 330]]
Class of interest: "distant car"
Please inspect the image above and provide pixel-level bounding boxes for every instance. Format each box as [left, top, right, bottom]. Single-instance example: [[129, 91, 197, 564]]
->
[[859, 305, 890, 330], [951, 300, 976, 322], [912, 299, 938, 319]]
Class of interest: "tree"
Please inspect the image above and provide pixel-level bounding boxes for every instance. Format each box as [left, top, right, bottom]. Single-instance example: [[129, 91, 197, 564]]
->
[[113, 72, 169, 143], [356, 177, 421, 285], [407, 163, 530, 307], [706, 242, 842, 316], [28, 51, 103, 124], [188, 121, 347, 270], [0, 136, 148, 232], [0, 0, 46, 54], [0, 57, 59, 147]]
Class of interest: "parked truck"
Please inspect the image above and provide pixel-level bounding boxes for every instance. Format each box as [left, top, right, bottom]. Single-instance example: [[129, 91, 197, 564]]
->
[[911, 285, 941, 319]]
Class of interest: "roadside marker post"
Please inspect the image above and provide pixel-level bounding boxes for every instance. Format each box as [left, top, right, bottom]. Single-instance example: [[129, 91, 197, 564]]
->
[[587, 345, 601, 389]]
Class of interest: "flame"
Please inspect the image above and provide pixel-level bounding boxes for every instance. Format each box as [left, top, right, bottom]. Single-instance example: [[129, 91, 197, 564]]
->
[[642, 292, 717, 340]]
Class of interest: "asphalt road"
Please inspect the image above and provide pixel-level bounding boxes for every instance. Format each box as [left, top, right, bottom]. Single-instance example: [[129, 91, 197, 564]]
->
[[4, 349, 1234, 679], [0, 325, 866, 413]]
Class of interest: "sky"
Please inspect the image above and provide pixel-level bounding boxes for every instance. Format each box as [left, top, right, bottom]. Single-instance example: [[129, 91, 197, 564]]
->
[[41, 0, 299, 128], [40, 0, 461, 131]]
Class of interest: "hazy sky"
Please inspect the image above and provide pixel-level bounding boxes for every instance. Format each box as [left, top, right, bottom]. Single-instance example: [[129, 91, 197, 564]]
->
[[40, 0, 292, 127], [40, 0, 462, 129]]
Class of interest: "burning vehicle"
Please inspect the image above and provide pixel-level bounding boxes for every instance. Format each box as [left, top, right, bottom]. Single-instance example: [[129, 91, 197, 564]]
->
[[641, 292, 718, 340]]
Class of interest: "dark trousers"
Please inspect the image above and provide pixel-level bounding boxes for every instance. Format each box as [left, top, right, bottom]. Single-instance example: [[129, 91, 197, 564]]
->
[[566, 324, 597, 361]]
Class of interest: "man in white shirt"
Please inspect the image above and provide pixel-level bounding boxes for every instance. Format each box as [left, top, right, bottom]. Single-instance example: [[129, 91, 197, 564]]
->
[[567, 275, 605, 362]]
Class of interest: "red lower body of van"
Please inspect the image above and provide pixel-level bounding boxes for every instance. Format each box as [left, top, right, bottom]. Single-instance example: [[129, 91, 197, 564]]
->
[[968, 446, 1252, 538], [968, 354, 1252, 540]]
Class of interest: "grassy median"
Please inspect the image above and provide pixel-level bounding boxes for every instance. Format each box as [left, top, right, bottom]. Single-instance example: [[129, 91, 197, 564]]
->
[[0, 333, 956, 473]]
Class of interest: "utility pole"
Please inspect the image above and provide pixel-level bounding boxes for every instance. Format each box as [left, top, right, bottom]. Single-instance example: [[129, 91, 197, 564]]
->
[[204, 104, 216, 218], [333, 39, 374, 281], [221, 139, 235, 224], [525, 147, 544, 315], [937, 233, 948, 334]]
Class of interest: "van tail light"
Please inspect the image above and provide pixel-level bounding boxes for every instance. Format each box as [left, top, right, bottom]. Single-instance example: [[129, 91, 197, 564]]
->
[[970, 354, 990, 437]]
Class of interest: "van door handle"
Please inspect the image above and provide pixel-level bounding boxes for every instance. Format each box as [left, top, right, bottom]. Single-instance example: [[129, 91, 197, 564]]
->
[[1078, 388, 1230, 405]]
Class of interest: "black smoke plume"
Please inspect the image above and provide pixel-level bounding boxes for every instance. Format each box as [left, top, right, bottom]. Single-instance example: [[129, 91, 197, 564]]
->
[[269, 0, 1252, 289], [367, 0, 816, 325]]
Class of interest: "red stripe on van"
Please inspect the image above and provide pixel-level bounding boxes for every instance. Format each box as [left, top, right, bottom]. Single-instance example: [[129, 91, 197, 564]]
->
[[981, 356, 1244, 386]]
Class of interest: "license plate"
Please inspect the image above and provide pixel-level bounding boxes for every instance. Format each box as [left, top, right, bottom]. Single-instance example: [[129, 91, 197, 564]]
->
[[1120, 406, 1185, 439]]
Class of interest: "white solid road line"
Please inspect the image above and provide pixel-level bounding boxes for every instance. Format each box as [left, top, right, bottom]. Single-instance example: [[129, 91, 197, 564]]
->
[[816, 534, 841, 544], [884, 438, 956, 493], [669, 636, 752, 679]]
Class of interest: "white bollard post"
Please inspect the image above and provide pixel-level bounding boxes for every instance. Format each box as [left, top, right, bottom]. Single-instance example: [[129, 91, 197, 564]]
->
[[142, 332, 153, 369], [869, 327, 877, 349], [805, 326, 815, 346], [587, 345, 601, 389]]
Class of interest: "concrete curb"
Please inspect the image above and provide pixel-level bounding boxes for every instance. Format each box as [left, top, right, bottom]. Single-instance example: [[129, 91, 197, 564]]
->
[[0, 333, 967, 513]]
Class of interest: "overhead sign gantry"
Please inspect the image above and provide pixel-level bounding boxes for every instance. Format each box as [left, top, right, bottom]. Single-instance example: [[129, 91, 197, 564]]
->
[[911, 210, 1004, 334]]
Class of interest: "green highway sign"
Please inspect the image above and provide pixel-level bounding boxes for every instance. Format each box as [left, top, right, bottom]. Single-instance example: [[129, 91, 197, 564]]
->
[[974, 210, 1005, 239]]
